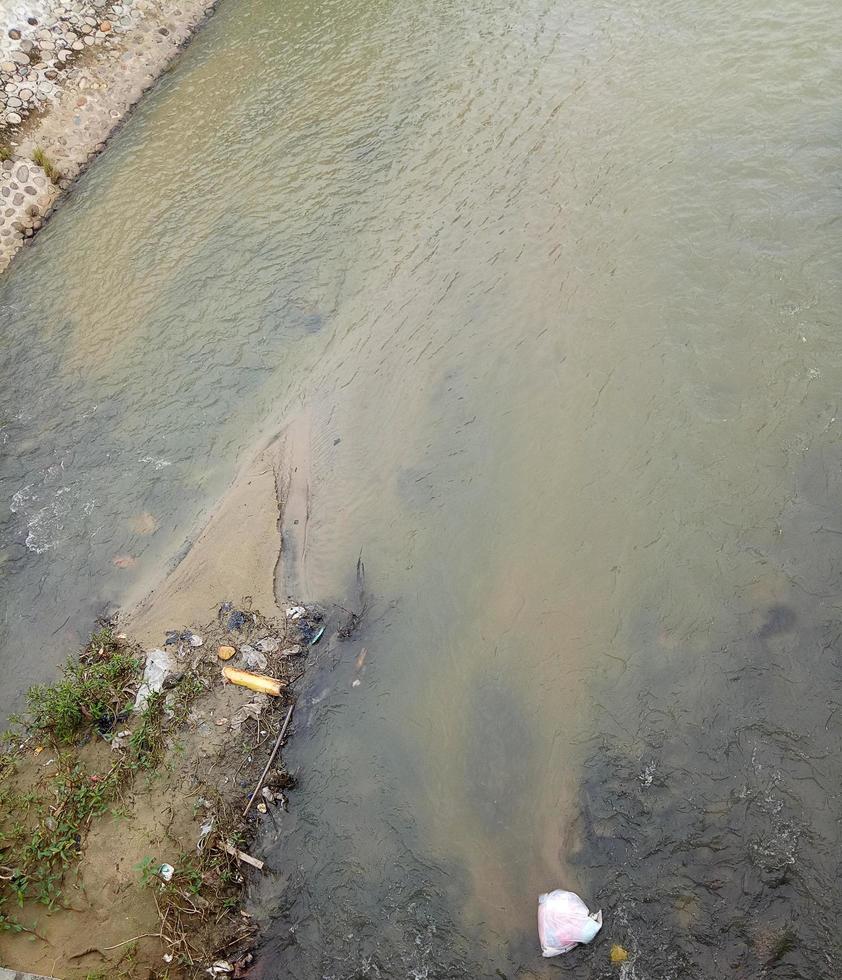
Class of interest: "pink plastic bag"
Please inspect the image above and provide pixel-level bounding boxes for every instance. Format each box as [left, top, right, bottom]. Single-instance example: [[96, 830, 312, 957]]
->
[[537, 889, 603, 957]]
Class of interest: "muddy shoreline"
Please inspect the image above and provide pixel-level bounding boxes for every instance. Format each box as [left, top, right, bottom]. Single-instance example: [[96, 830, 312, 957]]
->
[[0, 0, 220, 273], [0, 420, 327, 977]]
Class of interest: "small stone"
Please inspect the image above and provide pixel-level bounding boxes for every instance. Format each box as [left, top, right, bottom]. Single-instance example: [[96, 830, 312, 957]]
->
[[45, 69, 58, 79], [26, 17, 38, 26], [6, 112, 21, 125], [71, 40, 83, 51], [0, 187, 9, 198], [32, 217, 42, 229], [217, 645, 236, 661], [33, 175, 45, 187], [19, 40, 34, 54], [99, 20, 112, 32], [8, 30, 21, 41], [16, 166, 28, 181], [18, 89, 32, 102], [24, 186, 36, 196], [6, 97, 21, 108], [10, 52, 29, 65]]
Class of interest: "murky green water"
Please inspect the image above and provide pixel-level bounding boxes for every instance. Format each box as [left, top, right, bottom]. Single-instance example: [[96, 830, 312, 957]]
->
[[2, 0, 842, 974]]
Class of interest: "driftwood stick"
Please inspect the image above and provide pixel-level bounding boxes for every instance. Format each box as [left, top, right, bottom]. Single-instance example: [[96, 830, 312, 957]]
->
[[243, 702, 294, 817], [222, 842, 265, 871]]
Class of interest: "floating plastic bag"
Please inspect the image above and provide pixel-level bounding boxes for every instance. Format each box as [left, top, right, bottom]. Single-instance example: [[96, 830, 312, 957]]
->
[[537, 889, 603, 957]]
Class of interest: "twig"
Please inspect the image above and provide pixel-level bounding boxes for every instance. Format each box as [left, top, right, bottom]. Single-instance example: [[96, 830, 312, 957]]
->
[[243, 702, 294, 816], [222, 841, 265, 871], [103, 932, 162, 950]]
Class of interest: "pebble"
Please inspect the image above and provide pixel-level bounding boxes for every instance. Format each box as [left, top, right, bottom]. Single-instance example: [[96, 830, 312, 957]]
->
[[6, 111, 21, 124], [99, 20, 112, 32]]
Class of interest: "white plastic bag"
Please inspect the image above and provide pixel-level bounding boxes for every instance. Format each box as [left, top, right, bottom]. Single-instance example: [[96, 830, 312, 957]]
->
[[537, 889, 603, 957]]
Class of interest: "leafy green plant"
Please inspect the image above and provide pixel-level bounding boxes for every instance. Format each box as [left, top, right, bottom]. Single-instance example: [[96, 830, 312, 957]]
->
[[26, 645, 140, 744]]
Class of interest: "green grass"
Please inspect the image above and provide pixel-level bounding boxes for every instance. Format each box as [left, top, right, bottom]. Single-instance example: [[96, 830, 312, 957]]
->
[[0, 146, 11, 163], [0, 628, 204, 933], [31, 146, 59, 183], [25, 629, 140, 744]]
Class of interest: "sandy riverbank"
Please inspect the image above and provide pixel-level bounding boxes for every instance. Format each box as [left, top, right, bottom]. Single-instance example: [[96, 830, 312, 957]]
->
[[0, 0, 219, 273], [0, 418, 328, 978]]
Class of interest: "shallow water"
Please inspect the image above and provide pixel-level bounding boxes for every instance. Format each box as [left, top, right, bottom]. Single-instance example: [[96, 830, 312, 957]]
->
[[2, 0, 842, 974]]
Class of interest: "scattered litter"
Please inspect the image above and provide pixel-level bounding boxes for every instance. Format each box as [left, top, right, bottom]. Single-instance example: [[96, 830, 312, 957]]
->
[[34, 745, 44, 755], [214, 717, 228, 727], [222, 666, 284, 696], [286, 605, 305, 620], [256, 802, 268, 813], [352, 678, 361, 688], [355, 647, 368, 670], [256, 637, 280, 653], [281, 645, 301, 657], [165, 628, 199, 646], [309, 626, 326, 646], [159, 863, 175, 882], [227, 609, 248, 631], [222, 841, 264, 871], [217, 645, 236, 661], [135, 648, 182, 712], [163, 953, 173, 964], [537, 889, 603, 957], [109, 729, 133, 750], [198, 816, 215, 852], [208, 961, 234, 976], [610, 944, 629, 964], [230, 694, 270, 731], [242, 649, 268, 671], [261, 786, 277, 804]]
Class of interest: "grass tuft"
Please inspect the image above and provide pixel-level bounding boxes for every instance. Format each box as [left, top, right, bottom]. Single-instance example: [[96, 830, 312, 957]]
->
[[31, 147, 59, 183]]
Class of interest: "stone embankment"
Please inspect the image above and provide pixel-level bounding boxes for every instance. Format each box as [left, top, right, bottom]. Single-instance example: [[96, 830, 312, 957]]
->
[[0, 0, 217, 273]]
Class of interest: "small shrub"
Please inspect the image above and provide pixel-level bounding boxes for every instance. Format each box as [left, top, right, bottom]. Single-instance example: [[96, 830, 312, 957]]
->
[[0, 146, 11, 163], [26, 644, 140, 744]]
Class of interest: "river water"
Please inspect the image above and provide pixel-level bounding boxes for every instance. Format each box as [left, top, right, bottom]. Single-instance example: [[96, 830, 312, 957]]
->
[[2, 0, 842, 975]]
